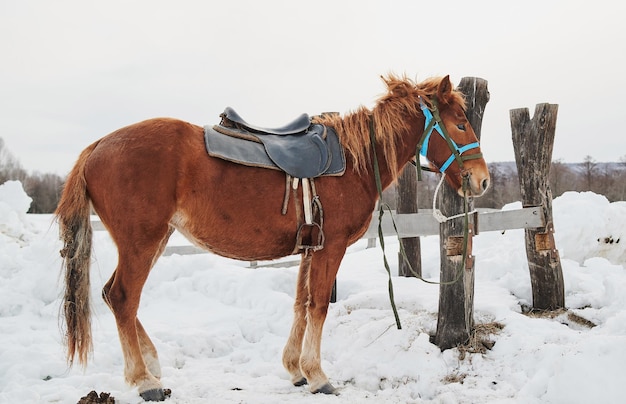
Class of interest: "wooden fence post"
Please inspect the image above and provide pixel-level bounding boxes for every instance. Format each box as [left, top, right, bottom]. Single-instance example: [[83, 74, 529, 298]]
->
[[510, 104, 564, 310], [434, 77, 489, 349], [397, 165, 421, 277]]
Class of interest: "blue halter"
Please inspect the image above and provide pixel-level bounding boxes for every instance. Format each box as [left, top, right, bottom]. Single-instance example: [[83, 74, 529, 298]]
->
[[417, 97, 481, 174]]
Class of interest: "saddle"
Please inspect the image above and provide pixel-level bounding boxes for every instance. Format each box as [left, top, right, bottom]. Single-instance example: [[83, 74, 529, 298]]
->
[[204, 107, 345, 179], [220, 106, 311, 135]]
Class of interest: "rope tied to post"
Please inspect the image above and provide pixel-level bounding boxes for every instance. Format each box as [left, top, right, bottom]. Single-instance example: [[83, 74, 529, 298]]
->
[[369, 118, 475, 330], [431, 173, 477, 223], [396, 174, 474, 286]]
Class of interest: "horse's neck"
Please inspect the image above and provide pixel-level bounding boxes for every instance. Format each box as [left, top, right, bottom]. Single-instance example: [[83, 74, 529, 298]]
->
[[373, 133, 418, 188], [361, 143, 404, 197]]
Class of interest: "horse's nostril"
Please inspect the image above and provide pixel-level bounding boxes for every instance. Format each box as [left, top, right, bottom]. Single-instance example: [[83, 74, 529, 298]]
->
[[481, 178, 490, 191]]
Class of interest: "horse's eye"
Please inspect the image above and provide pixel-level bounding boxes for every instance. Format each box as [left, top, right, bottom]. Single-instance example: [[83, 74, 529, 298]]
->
[[456, 123, 466, 131]]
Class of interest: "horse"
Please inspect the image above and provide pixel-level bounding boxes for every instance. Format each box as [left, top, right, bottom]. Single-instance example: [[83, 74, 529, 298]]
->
[[55, 74, 490, 401]]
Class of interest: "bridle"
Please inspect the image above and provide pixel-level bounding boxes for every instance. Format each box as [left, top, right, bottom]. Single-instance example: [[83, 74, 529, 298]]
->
[[413, 96, 483, 180], [368, 97, 483, 329]]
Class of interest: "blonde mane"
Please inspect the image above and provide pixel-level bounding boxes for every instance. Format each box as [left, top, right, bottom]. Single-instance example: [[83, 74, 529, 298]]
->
[[313, 74, 466, 179]]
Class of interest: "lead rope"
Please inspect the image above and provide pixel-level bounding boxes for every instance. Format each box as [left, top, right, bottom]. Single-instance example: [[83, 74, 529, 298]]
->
[[369, 120, 403, 330], [369, 120, 474, 330]]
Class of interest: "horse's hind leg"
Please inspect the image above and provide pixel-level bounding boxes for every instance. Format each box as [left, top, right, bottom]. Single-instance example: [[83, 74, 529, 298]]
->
[[103, 226, 174, 382], [138, 226, 174, 379], [102, 225, 174, 401], [282, 253, 312, 386]]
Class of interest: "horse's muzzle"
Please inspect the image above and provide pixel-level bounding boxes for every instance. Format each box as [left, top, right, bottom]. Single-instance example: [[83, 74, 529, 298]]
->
[[459, 174, 490, 197]]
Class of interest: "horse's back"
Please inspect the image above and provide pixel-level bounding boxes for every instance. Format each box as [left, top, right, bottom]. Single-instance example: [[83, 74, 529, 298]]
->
[[89, 118, 203, 161], [87, 118, 202, 180]]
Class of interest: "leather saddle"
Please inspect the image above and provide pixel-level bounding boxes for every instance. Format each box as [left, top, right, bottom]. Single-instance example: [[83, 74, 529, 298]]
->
[[204, 107, 345, 179]]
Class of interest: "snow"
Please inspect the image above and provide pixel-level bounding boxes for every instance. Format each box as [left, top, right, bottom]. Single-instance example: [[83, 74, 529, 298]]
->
[[1, 180, 625, 404]]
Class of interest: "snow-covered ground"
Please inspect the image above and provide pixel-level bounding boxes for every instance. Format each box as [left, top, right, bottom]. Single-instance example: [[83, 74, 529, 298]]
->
[[1, 179, 625, 404]]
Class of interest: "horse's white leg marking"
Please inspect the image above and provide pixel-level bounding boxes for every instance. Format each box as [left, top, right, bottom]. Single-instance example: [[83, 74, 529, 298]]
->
[[300, 304, 330, 392], [137, 319, 162, 379], [117, 326, 162, 393]]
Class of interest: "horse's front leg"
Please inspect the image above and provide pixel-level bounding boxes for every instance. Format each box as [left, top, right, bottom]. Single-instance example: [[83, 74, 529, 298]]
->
[[299, 247, 344, 395], [282, 253, 311, 386]]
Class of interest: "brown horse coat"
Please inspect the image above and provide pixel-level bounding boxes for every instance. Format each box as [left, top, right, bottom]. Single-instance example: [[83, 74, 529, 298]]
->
[[56, 75, 489, 400]]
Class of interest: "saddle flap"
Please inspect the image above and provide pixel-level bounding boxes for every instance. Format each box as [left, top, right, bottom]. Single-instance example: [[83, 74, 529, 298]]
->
[[261, 125, 330, 178]]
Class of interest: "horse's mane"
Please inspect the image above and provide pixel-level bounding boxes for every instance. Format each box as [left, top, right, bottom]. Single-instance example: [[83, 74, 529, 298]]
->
[[313, 74, 466, 179]]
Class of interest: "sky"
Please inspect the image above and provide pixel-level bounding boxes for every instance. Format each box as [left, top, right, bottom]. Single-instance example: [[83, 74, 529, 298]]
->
[[1, 0, 625, 175]]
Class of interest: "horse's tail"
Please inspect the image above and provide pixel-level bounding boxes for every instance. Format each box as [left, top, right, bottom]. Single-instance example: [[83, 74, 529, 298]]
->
[[55, 141, 100, 367]]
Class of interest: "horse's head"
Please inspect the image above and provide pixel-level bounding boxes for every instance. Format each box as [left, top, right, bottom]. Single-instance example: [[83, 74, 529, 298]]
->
[[419, 76, 490, 197]]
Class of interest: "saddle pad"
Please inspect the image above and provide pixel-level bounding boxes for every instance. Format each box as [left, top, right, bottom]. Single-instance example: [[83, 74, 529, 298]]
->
[[204, 124, 346, 178]]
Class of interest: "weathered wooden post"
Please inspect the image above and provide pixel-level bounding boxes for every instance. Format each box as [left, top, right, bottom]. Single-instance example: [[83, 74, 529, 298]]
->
[[434, 77, 489, 349], [396, 166, 421, 277], [510, 104, 564, 310]]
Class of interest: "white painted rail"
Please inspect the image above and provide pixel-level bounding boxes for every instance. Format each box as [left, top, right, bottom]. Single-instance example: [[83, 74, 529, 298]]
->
[[91, 207, 544, 258]]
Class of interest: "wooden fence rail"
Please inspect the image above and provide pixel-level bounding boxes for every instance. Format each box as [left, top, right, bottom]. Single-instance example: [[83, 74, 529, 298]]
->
[[91, 206, 544, 259]]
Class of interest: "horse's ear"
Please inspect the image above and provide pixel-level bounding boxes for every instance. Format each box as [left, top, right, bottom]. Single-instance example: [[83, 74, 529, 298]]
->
[[437, 75, 453, 104]]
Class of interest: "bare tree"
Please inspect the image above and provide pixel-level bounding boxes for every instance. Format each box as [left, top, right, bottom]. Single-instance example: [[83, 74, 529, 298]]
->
[[474, 163, 504, 208], [582, 155, 597, 192], [549, 159, 564, 196], [0, 137, 27, 183], [23, 172, 64, 213]]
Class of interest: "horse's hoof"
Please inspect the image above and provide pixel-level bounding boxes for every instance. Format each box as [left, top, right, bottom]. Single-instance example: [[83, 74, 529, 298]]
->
[[139, 388, 166, 401], [312, 383, 338, 395], [293, 377, 308, 387]]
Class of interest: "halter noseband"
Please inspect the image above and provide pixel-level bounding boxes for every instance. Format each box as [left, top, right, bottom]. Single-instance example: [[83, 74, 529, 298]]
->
[[416, 97, 482, 177]]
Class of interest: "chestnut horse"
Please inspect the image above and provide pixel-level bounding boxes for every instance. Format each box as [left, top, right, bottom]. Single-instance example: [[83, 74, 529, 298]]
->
[[55, 75, 489, 400]]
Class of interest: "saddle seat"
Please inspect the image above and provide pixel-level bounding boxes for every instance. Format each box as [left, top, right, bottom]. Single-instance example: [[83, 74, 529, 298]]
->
[[220, 106, 311, 135], [204, 107, 345, 179]]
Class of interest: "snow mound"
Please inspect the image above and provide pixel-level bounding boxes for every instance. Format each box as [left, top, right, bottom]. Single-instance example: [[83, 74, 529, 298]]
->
[[554, 191, 626, 266], [0, 180, 34, 243]]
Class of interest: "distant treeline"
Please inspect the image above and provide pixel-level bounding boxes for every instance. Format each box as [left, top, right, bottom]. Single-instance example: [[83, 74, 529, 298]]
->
[[1, 137, 625, 213], [0, 138, 64, 213], [383, 157, 626, 210]]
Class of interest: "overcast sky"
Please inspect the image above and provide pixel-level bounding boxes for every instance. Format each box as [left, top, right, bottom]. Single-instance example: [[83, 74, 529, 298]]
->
[[1, 0, 625, 175]]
